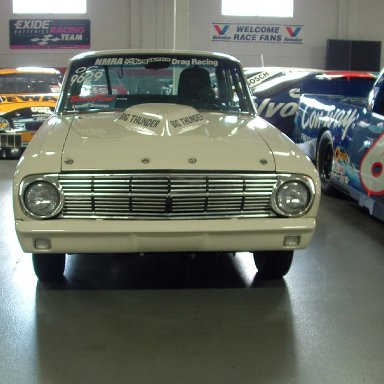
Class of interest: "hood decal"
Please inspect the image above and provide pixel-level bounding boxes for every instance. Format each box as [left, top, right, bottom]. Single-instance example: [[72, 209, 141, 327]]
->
[[61, 106, 277, 172], [115, 103, 208, 136]]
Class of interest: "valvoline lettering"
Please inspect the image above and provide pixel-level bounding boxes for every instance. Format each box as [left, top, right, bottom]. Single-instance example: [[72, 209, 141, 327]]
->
[[256, 99, 298, 118]]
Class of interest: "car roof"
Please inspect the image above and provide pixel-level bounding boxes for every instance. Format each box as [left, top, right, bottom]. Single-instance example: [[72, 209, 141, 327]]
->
[[0, 67, 61, 75], [244, 66, 377, 81], [244, 66, 321, 78], [320, 70, 377, 79], [69, 49, 241, 63], [245, 66, 377, 92]]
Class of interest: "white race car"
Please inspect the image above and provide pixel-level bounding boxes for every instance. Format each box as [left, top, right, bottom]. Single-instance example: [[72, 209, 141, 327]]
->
[[13, 50, 321, 282]]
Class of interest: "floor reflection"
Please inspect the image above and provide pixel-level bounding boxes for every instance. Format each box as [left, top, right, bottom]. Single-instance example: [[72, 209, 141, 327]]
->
[[37, 251, 270, 290], [34, 265, 295, 384]]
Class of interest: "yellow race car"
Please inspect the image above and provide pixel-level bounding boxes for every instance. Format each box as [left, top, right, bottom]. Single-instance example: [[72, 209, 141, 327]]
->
[[0, 67, 62, 158]]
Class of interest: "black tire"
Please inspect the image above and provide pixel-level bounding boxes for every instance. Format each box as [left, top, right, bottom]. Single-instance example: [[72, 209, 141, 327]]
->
[[316, 131, 337, 195], [32, 253, 66, 282], [0, 148, 21, 159], [253, 251, 294, 279], [0, 148, 9, 159]]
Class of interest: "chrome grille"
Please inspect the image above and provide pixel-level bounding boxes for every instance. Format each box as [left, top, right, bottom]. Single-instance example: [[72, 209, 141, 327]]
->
[[58, 173, 278, 219], [0, 133, 21, 149]]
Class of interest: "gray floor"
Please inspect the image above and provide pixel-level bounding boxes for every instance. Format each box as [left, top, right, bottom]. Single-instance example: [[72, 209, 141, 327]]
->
[[1, 159, 383, 384]]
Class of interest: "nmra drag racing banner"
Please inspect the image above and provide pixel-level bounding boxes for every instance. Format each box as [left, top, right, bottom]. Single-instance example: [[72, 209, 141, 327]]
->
[[9, 19, 91, 49], [211, 23, 303, 44]]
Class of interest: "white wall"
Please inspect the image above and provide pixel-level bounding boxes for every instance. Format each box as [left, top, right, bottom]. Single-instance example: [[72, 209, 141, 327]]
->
[[0, 0, 132, 67], [189, 0, 384, 69], [0, 0, 383, 69]]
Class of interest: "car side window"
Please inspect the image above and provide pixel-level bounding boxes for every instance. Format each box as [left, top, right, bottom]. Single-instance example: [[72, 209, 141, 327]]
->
[[371, 80, 384, 116]]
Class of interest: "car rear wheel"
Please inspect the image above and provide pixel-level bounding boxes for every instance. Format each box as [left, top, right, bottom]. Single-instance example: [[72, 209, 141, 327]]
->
[[32, 253, 66, 282], [317, 131, 336, 195], [253, 251, 294, 279]]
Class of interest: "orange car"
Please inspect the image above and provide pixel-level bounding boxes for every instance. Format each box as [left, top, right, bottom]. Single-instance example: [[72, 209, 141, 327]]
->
[[0, 67, 62, 158]]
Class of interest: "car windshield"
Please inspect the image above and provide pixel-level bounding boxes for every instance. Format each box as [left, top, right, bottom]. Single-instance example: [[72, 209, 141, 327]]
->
[[58, 54, 254, 114], [0, 72, 62, 94]]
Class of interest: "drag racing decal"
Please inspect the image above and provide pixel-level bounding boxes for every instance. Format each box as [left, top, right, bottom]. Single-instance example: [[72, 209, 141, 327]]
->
[[92, 57, 219, 67]]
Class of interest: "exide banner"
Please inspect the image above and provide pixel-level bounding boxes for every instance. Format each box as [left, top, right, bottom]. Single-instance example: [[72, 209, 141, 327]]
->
[[9, 19, 91, 49], [211, 23, 303, 44]]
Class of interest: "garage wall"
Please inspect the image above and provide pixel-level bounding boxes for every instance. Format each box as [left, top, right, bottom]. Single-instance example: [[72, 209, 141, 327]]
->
[[0, 0, 192, 68], [0, 0, 383, 69], [189, 0, 384, 68], [0, 0, 129, 67]]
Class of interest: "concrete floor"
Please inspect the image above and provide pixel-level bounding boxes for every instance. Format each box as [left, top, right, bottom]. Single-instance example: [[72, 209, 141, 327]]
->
[[1, 159, 383, 384]]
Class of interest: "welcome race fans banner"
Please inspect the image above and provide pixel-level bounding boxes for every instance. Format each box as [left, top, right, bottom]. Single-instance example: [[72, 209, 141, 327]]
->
[[211, 23, 303, 44], [9, 19, 91, 49]]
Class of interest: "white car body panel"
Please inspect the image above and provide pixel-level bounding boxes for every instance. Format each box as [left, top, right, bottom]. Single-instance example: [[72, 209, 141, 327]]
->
[[13, 49, 321, 256]]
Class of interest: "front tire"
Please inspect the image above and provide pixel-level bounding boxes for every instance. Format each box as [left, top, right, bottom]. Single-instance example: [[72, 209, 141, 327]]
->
[[316, 131, 336, 195], [32, 253, 66, 282], [253, 251, 294, 279]]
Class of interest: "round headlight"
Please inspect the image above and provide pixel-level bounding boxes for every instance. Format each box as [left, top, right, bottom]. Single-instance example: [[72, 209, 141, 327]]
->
[[273, 178, 313, 217], [23, 180, 62, 218]]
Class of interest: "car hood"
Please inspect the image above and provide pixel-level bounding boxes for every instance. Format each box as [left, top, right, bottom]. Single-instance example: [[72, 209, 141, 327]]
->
[[19, 103, 313, 174]]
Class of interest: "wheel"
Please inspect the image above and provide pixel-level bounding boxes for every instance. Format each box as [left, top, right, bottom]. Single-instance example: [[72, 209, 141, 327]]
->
[[32, 253, 66, 282], [253, 251, 294, 279], [0, 148, 21, 159], [316, 131, 337, 195]]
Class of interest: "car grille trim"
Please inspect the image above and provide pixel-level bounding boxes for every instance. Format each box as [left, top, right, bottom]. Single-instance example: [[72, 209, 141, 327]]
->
[[58, 172, 278, 219], [0, 133, 22, 148]]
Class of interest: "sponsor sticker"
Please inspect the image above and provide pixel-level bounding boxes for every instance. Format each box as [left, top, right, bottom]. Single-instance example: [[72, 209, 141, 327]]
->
[[116, 107, 206, 135], [247, 71, 272, 87], [300, 104, 359, 139], [118, 112, 161, 129], [93, 57, 219, 67], [0, 95, 57, 103], [9, 19, 90, 49], [70, 95, 115, 110], [169, 113, 204, 128]]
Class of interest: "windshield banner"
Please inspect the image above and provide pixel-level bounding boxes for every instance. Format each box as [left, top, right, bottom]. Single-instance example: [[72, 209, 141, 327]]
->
[[9, 19, 91, 49]]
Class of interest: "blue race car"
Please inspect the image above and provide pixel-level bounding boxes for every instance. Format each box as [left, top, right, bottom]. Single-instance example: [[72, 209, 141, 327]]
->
[[294, 68, 384, 221], [245, 67, 376, 140]]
